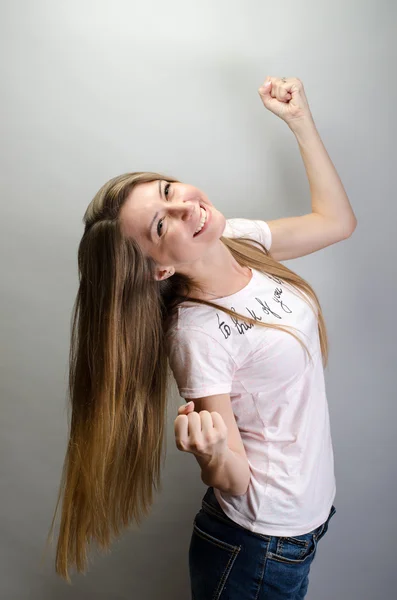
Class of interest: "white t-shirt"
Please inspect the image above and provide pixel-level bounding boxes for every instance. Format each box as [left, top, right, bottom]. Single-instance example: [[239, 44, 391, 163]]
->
[[166, 218, 336, 537]]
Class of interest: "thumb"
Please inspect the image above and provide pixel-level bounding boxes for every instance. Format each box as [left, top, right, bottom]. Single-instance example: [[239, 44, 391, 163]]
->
[[178, 400, 194, 414], [258, 80, 272, 98]]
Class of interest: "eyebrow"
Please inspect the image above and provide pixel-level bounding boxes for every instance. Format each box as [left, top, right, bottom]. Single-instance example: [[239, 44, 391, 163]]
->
[[147, 180, 162, 241]]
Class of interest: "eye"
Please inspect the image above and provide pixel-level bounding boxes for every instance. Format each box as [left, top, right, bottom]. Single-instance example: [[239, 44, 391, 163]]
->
[[157, 182, 171, 237]]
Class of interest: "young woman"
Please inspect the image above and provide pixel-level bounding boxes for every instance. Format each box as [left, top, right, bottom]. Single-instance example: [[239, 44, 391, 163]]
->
[[47, 77, 356, 597]]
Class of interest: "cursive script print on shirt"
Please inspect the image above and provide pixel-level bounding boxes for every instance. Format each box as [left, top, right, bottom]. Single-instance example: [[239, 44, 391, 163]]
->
[[217, 275, 293, 341]]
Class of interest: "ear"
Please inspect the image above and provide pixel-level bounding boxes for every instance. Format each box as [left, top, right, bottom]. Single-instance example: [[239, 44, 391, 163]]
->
[[153, 267, 174, 282]]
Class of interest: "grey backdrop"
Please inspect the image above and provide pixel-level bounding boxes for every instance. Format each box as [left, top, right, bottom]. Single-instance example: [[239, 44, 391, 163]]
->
[[1, 1, 396, 598]]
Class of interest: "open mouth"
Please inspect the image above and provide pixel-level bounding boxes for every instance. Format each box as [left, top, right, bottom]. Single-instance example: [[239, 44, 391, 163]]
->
[[193, 205, 209, 237]]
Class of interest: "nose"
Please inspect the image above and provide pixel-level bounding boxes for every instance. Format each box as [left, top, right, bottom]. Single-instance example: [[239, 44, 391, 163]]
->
[[167, 200, 197, 221]]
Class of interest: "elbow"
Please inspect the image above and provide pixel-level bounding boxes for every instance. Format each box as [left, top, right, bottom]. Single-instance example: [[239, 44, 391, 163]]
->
[[232, 468, 251, 497], [241, 475, 251, 496], [234, 482, 250, 497], [343, 217, 358, 239]]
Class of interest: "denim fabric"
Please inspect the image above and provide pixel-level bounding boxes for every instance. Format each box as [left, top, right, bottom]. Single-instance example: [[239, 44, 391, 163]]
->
[[189, 486, 336, 600]]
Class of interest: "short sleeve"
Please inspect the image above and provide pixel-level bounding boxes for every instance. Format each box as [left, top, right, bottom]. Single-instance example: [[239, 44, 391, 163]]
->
[[223, 218, 272, 251], [166, 327, 237, 399]]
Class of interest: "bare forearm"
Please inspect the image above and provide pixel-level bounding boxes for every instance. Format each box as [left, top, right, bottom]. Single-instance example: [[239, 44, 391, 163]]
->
[[196, 447, 250, 496], [290, 118, 357, 234]]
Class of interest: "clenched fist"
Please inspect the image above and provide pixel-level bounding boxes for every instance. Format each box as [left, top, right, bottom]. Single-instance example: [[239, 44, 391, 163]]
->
[[174, 401, 228, 461], [258, 76, 314, 128]]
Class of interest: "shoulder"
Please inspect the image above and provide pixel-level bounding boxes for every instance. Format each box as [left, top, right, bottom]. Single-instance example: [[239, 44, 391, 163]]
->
[[166, 324, 238, 374], [223, 218, 272, 251]]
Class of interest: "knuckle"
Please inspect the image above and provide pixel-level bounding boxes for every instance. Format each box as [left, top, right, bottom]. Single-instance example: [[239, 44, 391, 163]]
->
[[205, 431, 215, 444], [174, 415, 185, 428], [175, 439, 185, 451], [192, 441, 204, 453], [211, 410, 223, 421]]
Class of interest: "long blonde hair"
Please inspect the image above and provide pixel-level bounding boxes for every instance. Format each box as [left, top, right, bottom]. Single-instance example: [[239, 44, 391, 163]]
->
[[45, 171, 328, 582]]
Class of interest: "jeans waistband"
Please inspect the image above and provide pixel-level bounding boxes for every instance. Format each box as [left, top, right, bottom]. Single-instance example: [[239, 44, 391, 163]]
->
[[201, 486, 336, 541]]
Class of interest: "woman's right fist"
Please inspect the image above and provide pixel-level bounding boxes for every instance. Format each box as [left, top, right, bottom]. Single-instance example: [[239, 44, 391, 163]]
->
[[174, 401, 228, 460]]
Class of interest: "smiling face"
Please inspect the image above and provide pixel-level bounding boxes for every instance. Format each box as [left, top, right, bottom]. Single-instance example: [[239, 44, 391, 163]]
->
[[119, 179, 227, 281]]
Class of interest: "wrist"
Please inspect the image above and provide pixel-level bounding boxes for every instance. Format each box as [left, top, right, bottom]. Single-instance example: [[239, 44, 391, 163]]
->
[[200, 447, 250, 496], [288, 116, 317, 136], [195, 447, 228, 470]]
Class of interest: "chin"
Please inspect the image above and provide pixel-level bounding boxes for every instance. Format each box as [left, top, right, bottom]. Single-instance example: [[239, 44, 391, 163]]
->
[[220, 214, 227, 234]]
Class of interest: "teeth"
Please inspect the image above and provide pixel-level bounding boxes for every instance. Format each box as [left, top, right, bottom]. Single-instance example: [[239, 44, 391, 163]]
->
[[194, 207, 207, 234]]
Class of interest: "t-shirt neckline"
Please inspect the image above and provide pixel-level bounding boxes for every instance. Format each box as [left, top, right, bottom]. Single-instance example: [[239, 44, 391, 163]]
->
[[181, 267, 256, 306], [212, 266, 256, 302]]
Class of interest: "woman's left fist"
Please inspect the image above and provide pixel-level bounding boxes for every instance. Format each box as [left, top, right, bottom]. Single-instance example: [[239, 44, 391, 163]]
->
[[258, 77, 314, 128]]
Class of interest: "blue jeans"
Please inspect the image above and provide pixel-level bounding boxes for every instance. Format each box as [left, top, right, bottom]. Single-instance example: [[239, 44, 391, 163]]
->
[[189, 486, 336, 600]]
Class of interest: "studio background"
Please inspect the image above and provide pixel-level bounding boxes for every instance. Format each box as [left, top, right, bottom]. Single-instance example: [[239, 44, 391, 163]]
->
[[1, 1, 395, 598]]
